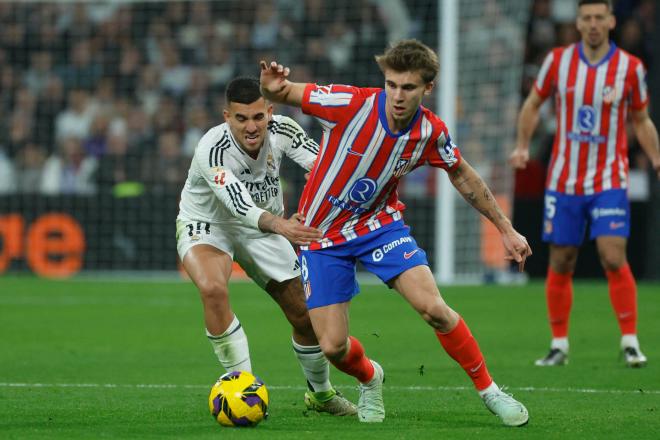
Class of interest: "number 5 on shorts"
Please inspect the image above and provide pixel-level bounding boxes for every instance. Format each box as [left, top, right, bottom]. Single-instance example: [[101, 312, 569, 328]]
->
[[544, 195, 557, 219]]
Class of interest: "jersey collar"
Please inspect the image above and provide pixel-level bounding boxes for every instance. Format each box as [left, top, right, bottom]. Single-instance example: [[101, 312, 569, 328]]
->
[[578, 41, 617, 68], [377, 90, 421, 138]]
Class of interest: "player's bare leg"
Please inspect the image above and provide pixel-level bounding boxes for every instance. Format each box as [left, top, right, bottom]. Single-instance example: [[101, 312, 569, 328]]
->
[[536, 244, 579, 366], [392, 265, 528, 427], [266, 278, 357, 415], [596, 236, 646, 367], [309, 303, 384, 422], [183, 245, 252, 372]]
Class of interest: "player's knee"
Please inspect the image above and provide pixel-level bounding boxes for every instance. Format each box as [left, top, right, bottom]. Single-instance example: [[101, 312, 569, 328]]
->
[[420, 301, 454, 331], [551, 253, 577, 273], [599, 252, 625, 271], [319, 338, 348, 362], [197, 279, 229, 305]]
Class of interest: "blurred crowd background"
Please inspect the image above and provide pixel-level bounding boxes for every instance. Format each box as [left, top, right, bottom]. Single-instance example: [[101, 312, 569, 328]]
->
[[0, 0, 654, 198]]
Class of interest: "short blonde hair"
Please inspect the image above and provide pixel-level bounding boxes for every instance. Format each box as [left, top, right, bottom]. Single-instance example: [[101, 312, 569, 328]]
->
[[374, 39, 439, 83]]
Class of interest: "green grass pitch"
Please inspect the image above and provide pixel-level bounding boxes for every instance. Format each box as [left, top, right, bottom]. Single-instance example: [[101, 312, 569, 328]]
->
[[1, 276, 659, 439]]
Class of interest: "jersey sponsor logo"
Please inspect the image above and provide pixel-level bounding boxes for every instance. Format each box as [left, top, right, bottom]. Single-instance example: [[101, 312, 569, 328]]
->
[[609, 221, 626, 230], [327, 195, 367, 214], [371, 236, 414, 262], [293, 259, 300, 272], [403, 249, 419, 260], [348, 178, 377, 203], [591, 207, 626, 220], [567, 132, 607, 143], [577, 105, 596, 132]]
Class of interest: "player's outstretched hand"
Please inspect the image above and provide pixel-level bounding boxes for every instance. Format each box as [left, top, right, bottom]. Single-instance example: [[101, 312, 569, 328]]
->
[[501, 228, 532, 272], [276, 213, 323, 246], [260, 60, 290, 96], [508, 147, 529, 169]]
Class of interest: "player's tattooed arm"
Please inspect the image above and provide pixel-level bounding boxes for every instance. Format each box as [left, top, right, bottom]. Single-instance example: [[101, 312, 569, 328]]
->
[[447, 160, 508, 228], [447, 159, 532, 271]]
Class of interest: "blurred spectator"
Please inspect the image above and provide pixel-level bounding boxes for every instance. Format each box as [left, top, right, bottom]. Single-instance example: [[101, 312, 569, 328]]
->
[[142, 131, 187, 194], [55, 88, 97, 141], [56, 39, 102, 90], [13, 142, 47, 193], [182, 105, 210, 157], [41, 136, 97, 195], [96, 127, 143, 195], [0, 149, 16, 194]]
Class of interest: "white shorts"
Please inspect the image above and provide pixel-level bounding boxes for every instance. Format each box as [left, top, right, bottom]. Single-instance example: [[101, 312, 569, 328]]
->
[[176, 220, 300, 288]]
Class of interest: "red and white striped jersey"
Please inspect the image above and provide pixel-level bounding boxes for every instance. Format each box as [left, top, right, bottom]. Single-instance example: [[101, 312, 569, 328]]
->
[[299, 83, 461, 250], [535, 42, 648, 195]]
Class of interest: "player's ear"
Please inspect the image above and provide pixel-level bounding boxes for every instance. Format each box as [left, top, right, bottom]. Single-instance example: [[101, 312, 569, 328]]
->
[[222, 108, 230, 122], [266, 103, 273, 120], [424, 81, 434, 95]]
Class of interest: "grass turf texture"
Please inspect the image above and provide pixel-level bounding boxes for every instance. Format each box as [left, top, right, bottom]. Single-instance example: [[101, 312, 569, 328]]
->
[[1, 276, 659, 439]]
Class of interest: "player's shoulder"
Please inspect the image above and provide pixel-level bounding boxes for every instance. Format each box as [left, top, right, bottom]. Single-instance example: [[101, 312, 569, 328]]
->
[[419, 106, 448, 135], [269, 114, 301, 131], [545, 43, 576, 61], [615, 46, 645, 69], [267, 114, 304, 140], [196, 123, 230, 152]]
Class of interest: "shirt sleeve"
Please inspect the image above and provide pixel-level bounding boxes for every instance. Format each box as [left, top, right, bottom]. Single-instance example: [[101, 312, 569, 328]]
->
[[194, 149, 265, 229], [274, 116, 319, 171], [301, 83, 375, 127], [425, 127, 462, 171], [628, 58, 649, 111], [534, 49, 557, 99]]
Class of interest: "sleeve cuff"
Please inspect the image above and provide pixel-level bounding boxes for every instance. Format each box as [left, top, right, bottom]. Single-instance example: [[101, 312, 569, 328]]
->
[[244, 206, 267, 230]]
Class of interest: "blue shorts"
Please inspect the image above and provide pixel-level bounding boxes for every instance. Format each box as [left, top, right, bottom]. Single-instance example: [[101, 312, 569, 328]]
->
[[541, 189, 630, 246], [299, 221, 428, 309]]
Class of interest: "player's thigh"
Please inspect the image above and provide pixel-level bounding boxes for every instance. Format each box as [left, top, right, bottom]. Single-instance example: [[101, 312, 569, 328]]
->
[[390, 265, 449, 314], [299, 249, 359, 310], [182, 245, 233, 297], [177, 220, 234, 291], [595, 235, 628, 269], [265, 276, 310, 325], [233, 233, 300, 290], [542, 190, 588, 246]]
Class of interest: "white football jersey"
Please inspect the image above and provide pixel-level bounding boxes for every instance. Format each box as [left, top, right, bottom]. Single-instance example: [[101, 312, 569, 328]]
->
[[177, 115, 319, 231]]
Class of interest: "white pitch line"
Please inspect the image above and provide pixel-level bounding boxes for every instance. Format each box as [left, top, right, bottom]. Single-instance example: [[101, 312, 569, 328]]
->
[[1, 383, 658, 395]]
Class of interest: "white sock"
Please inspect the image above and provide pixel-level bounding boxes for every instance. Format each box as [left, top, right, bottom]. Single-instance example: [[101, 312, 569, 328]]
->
[[206, 315, 252, 373], [478, 381, 500, 397], [292, 339, 332, 393], [621, 334, 640, 350], [551, 337, 569, 353]]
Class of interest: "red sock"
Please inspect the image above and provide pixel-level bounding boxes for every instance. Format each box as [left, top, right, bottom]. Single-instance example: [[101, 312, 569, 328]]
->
[[605, 263, 637, 335], [435, 318, 492, 391], [329, 336, 375, 383], [546, 267, 573, 338]]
